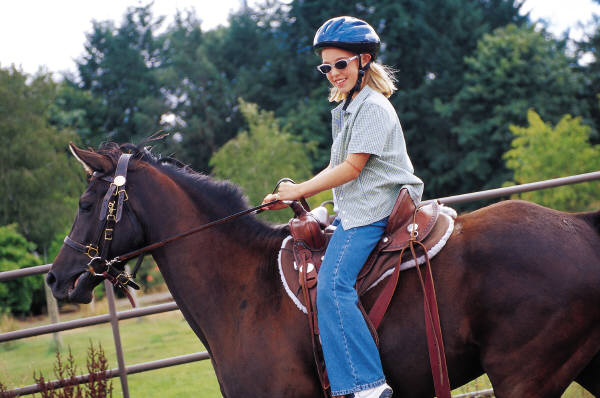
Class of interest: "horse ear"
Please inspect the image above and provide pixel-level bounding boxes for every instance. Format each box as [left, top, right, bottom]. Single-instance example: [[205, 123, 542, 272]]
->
[[69, 142, 112, 175]]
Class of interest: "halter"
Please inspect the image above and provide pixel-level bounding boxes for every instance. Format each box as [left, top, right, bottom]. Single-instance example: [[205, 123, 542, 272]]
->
[[63, 153, 286, 307], [63, 153, 143, 305]]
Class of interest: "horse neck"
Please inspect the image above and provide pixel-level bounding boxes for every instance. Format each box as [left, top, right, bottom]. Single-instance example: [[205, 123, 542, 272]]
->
[[132, 165, 288, 331]]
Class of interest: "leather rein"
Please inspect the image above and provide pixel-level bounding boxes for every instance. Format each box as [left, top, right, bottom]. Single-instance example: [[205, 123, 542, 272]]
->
[[63, 153, 281, 306]]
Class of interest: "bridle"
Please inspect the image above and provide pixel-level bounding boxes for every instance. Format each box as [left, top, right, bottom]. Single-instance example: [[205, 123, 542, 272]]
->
[[63, 153, 285, 306], [63, 153, 145, 305]]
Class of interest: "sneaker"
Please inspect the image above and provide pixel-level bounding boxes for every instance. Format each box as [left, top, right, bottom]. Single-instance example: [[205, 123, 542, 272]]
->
[[352, 383, 393, 398]]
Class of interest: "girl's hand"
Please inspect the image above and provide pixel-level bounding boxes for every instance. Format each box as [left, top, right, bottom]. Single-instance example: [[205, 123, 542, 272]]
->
[[261, 193, 289, 210], [261, 182, 305, 210], [276, 181, 304, 201]]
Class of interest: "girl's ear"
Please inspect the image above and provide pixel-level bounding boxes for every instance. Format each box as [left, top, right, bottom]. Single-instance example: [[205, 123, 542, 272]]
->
[[361, 53, 372, 65], [69, 142, 113, 175]]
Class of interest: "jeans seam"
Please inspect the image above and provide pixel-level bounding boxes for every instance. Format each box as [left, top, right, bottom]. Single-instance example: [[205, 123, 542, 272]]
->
[[332, 227, 358, 387], [331, 378, 387, 396]]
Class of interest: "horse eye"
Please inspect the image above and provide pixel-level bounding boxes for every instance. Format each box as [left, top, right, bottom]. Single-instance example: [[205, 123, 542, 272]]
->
[[79, 201, 93, 212]]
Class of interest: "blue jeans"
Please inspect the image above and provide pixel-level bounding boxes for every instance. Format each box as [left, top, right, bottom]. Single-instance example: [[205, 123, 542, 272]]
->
[[317, 217, 388, 396]]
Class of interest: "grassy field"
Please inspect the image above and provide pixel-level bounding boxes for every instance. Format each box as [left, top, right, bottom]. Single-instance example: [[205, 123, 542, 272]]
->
[[0, 299, 594, 397], [0, 302, 220, 397]]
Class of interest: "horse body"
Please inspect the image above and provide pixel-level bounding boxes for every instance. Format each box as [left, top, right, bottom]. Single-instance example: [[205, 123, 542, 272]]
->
[[362, 200, 600, 397], [48, 144, 600, 397], [122, 163, 322, 396]]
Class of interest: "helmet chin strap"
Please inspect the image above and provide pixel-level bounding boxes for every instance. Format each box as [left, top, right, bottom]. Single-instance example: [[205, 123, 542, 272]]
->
[[342, 55, 372, 111]]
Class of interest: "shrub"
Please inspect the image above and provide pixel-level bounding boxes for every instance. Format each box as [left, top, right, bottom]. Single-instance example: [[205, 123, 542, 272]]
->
[[0, 224, 44, 315], [0, 381, 16, 397], [33, 342, 112, 398]]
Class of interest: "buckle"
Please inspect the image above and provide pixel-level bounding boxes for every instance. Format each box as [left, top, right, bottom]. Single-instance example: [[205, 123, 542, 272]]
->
[[115, 271, 132, 285], [117, 189, 128, 201], [85, 244, 99, 259], [107, 202, 116, 221]]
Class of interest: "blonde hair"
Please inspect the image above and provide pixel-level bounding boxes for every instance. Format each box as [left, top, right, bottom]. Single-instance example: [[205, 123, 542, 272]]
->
[[328, 62, 397, 102]]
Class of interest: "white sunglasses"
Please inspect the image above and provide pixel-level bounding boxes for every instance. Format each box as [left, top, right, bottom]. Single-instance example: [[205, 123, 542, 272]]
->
[[316, 55, 358, 74]]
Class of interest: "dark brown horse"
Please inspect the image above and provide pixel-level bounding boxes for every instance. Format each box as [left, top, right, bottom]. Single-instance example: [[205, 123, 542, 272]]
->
[[47, 142, 600, 397]]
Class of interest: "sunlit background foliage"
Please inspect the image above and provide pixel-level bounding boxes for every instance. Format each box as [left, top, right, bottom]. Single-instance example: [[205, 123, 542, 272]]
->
[[2, 0, 600, 314]]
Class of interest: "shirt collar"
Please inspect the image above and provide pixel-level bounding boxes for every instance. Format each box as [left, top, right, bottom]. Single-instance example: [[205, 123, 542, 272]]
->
[[331, 85, 374, 117], [344, 85, 373, 114]]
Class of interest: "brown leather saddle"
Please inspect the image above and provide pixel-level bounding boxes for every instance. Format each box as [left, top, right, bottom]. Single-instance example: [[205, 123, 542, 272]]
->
[[279, 189, 454, 321], [278, 189, 455, 397]]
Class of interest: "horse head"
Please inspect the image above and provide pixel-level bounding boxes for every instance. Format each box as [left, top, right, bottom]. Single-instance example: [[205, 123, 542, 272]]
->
[[47, 142, 146, 303]]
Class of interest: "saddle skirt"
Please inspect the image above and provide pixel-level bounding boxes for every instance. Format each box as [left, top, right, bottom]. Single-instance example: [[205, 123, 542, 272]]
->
[[278, 196, 457, 315]]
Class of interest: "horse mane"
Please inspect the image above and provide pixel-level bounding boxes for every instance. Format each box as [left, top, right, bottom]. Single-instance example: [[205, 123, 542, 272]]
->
[[96, 141, 289, 269]]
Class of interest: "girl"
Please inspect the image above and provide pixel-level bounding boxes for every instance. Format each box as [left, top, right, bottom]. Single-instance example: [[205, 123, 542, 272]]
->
[[263, 16, 423, 398]]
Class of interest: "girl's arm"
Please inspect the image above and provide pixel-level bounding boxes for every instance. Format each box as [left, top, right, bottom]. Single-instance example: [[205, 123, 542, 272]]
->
[[263, 153, 370, 206]]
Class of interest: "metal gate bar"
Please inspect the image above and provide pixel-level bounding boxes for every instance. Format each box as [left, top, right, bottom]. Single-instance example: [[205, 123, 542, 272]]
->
[[7, 352, 210, 396], [105, 281, 130, 398], [0, 301, 179, 343], [437, 170, 600, 205], [2, 170, 600, 397], [453, 389, 495, 397]]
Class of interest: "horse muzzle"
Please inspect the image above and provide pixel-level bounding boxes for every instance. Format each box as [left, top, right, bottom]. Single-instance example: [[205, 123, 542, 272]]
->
[[46, 267, 98, 303]]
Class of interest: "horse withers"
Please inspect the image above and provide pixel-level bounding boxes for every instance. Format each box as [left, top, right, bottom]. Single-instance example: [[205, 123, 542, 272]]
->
[[47, 142, 600, 397]]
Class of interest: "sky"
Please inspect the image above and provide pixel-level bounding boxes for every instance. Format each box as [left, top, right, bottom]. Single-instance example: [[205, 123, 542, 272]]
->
[[1, 0, 599, 76]]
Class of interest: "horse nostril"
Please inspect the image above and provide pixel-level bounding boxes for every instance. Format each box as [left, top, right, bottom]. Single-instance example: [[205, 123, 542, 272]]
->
[[46, 271, 56, 286]]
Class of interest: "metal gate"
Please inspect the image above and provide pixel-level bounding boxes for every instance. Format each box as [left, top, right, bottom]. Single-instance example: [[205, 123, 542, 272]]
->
[[2, 170, 600, 397]]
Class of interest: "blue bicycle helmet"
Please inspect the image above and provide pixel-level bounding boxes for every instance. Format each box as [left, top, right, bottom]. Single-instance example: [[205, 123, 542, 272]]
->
[[313, 16, 380, 110], [313, 16, 380, 57]]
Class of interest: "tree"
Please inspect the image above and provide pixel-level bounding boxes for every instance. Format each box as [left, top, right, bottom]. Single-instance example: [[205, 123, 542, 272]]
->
[[210, 100, 315, 223], [160, 9, 308, 172], [76, 4, 168, 145], [0, 225, 43, 315], [0, 67, 85, 254], [440, 24, 588, 197], [372, 0, 527, 198], [156, 10, 240, 172], [504, 110, 600, 211], [60, 0, 531, 186], [268, 0, 528, 187], [48, 80, 107, 148], [576, 13, 600, 144]]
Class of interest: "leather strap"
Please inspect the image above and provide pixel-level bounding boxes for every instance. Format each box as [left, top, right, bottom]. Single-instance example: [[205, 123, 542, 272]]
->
[[367, 245, 408, 329], [64, 235, 93, 255], [411, 241, 451, 398], [297, 245, 330, 398], [114, 153, 132, 222], [113, 200, 279, 263], [64, 153, 139, 304], [65, 155, 288, 309], [367, 239, 451, 398]]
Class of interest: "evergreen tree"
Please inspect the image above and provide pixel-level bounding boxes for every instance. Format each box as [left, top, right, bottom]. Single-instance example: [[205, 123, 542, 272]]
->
[[441, 24, 587, 196], [48, 80, 106, 148], [0, 66, 85, 253], [273, 0, 528, 194], [576, 13, 600, 144], [77, 4, 167, 144], [157, 10, 239, 171]]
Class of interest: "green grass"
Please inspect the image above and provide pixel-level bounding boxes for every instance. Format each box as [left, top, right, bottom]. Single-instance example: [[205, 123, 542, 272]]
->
[[0, 305, 594, 397], [0, 310, 220, 396], [451, 374, 593, 397]]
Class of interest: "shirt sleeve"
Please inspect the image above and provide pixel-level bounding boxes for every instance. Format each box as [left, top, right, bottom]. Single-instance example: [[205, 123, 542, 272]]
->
[[347, 102, 392, 157]]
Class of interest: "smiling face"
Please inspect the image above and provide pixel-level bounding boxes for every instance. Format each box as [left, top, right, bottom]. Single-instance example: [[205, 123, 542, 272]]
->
[[320, 47, 371, 95]]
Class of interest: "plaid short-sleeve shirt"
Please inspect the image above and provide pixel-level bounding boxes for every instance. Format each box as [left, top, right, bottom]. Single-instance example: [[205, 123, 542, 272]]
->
[[330, 85, 424, 229]]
